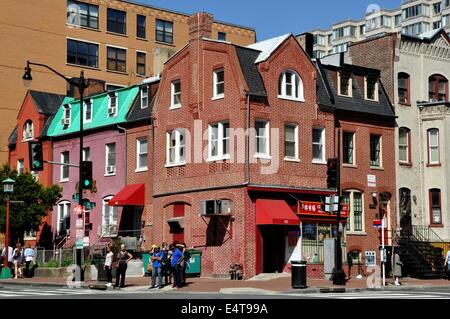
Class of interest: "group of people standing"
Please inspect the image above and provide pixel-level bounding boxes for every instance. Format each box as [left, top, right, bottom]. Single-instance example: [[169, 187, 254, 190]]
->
[[102, 241, 190, 289], [0, 243, 35, 279]]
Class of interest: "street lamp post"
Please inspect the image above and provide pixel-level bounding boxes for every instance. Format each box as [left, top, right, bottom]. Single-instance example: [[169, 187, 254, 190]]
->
[[1, 178, 15, 279], [23, 61, 89, 281]]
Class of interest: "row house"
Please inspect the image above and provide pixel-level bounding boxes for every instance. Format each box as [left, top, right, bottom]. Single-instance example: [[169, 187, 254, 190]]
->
[[7, 91, 65, 247], [347, 29, 450, 277], [42, 85, 140, 248]]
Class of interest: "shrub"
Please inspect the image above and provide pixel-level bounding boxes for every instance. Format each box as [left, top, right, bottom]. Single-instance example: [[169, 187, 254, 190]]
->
[[61, 257, 74, 267], [44, 259, 58, 268]]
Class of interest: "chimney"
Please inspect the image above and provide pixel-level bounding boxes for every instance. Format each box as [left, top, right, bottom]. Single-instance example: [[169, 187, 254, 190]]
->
[[296, 32, 314, 58], [188, 12, 213, 42]]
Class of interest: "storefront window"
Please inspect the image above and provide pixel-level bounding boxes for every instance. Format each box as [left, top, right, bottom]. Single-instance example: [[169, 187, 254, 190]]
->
[[301, 222, 345, 264]]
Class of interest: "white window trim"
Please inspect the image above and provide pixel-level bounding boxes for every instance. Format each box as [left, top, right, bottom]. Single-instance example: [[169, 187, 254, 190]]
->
[[22, 121, 34, 141], [398, 129, 409, 163], [170, 80, 181, 110], [312, 127, 326, 164], [207, 122, 231, 162], [165, 129, 186, 167], [284, 124, 299, 162], [83, 99, 93, 123], [278, 70, 305, 102], [428, 129, 440, 164], [370, 135, 383, 168], [135, 138, 148, 172], [344, 190, 365, 233], [60, 152, 70, 182], [105, 143, 117, 176], [337, 71, 353, 97], [213, 69, 225, 100], [108, 93, 118, 117], [101, 196, 118, 237], [57, 201, 71, 234], [254, 120, 271, 159], [343, 132, 356, 165], [140, 86, 149, 109], [364, 76, 379, 101], [63, 104, 72, 127]]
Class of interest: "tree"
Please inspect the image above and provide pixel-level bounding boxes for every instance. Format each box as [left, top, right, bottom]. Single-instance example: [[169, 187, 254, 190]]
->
[[0, 164, 62, 245]]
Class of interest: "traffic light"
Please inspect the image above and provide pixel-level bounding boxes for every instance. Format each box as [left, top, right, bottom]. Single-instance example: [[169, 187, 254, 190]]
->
[[81, 161, 93, 190], [29, 141, 44, 171], [326, 158, 338, 189]]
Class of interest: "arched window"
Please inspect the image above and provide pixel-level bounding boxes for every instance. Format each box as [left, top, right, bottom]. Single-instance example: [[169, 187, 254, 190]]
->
[[22, 120, 34, 141], [398, 127, 411, 164], [102, 196, 118, 237], [398, 72, 410, 104], [428, 74, 448, 101], [57, 200, 71, 236], [278, 70, 304, 101]]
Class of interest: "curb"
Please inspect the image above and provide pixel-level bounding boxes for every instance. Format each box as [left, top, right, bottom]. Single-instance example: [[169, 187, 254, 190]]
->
[[0, 280, 89, 289]]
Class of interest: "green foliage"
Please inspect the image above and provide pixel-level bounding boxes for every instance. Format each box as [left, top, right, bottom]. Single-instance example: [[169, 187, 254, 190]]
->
[[44, 259, 58, 268], [0, 164, 62, 242], [61, 257, 74, 267]]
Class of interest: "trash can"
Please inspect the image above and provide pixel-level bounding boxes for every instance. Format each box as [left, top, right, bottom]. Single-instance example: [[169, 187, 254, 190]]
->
[[185, 249, 202, 277], [142, 252, 151, 277], [291, 260, 307, 289]]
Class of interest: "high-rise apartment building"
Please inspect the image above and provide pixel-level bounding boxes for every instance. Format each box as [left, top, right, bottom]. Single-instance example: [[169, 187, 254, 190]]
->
[[305, 0, 450, 58], [0, 0, 256, 164]]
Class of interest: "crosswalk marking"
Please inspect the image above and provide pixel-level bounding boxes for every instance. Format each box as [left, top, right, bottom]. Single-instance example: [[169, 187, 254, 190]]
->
[[0, 287, 97, 298]]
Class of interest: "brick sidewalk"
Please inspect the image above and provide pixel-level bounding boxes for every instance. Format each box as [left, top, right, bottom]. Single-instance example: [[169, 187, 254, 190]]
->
[[1, 275, 449, 292]]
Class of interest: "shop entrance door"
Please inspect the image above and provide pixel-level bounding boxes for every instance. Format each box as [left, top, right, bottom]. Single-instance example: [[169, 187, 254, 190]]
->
[[260, 226, 285, 273]]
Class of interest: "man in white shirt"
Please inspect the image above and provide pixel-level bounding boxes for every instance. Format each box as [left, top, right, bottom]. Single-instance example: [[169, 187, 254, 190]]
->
[[24, 244, 35, 277]]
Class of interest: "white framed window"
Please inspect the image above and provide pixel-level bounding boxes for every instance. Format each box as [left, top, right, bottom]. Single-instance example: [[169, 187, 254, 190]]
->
[[22, 121, 34, 141], [108, 92, 117, 117], [83, 147, 90, 161], [136, 137, 148, 171], [62, 104, 71, 127], [208, 121, 230, 161], [170, 80, 181, 109], [57, 201, 71, 235], [312, 127, 325, 163], [254, 120, 270, 158], [60, 151, 70, 181], [370, 135, 382, 167], [338, 71, 352, 97], [83, 99, 93, 123], [428, 129, 440, 164], [278, 70, 304, 101], [17, 159, 24, 174], [343, 132, 355, 165], [105, 143, 116, 175], [166, 129, 186, 166], [141, 85, 148, 109], [342, 190, 364, 232], [399, 127, 410, 163], [102, 196, 118, 237], [213, 69, 225, 99], [284, 124, 299, 161], [364, 76, 379, 101]]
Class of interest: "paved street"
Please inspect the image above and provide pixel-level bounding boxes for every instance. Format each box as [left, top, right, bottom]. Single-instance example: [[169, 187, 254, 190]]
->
[[1, 284, 449, 299]]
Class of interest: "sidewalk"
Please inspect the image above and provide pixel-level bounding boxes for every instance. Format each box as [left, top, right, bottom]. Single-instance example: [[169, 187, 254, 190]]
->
[[0, 274, 449, 293]]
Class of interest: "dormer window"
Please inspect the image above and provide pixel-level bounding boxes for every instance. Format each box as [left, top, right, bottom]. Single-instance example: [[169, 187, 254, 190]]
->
[[62, 104, 71, 127], [170, 80, 181, 109], [108, 92, 117, 117], [84, 99, 93, 123], [141, 86, 148, 109], [278, 70, 304, 101], [338, 71, 352, 97], [365, 76, 379, 101], [22, 120, 34, 141]]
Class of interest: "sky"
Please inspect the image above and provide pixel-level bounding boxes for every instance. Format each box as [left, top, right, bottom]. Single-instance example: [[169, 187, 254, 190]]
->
[[139, 0, 400, 41]]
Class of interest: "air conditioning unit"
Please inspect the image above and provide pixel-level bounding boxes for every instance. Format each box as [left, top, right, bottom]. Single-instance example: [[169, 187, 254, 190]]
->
[[108, 107, 116, 115], [220, 199, 232, 214], [61, 118, 70, 125], [106, 165, 116, 174], [201, 199, 232, 215], [109, 225, 118, 237]]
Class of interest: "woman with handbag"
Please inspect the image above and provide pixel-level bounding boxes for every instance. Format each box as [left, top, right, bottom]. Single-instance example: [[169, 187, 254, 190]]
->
[[115, 244, 133, 288]]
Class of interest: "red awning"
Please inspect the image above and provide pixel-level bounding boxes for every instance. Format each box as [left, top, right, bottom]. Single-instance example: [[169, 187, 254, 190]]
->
[[256, 199, 300, 226], [109, 184, 145, 206]]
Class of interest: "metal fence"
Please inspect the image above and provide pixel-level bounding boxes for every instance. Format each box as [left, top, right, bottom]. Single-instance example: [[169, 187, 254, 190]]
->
[[35, 248, 77, 267]]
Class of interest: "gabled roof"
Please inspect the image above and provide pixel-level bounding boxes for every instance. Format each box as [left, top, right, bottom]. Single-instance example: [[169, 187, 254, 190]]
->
[[246, 33, 290, 63], [234, 46, 267, 96], [45, 86, 139, 138], [402, 28, 450, 44], [28, 90, 65, 115], [316, 60, 395, 118], [8, 125, 18, 148]]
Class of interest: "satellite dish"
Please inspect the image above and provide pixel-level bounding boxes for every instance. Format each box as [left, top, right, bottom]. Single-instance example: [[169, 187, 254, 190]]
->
[[366, 4, 381, 15]]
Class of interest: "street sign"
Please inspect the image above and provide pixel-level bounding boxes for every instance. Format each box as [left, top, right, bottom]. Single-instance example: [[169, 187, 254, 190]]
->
[[367, 175, 376, 187], [373, 219, 382, 228], [76, 229, 84, 240], [76, 219, 84, 228], [72, 193, 79, 203], [76, 239, 84, 249], [74, 204, 84, 216]]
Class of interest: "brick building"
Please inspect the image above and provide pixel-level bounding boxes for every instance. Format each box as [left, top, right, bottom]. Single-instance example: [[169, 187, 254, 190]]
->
[[152, 13, 340, 278]]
